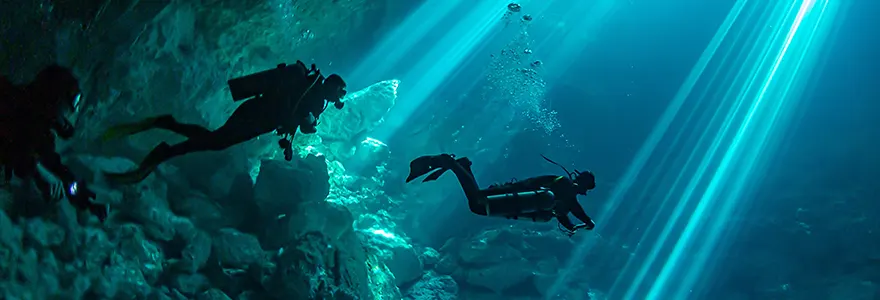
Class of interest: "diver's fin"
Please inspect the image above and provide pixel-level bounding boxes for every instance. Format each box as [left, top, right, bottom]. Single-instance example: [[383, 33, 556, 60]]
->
[[422, 167, 449, 182], [101, 118, 161, 141], [103, 168, 152, 185], [423, 157, 472, 182], [406, 156, 441, 183], [104, 145, 166, 184]]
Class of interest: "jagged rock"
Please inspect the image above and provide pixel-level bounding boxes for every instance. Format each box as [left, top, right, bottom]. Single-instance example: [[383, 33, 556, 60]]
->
[[389, 245, 423, 285], [22, 217, 66, 248], [264, 232, 370, 299], [213, 173, 261, 233], [212, 228, 264, 269], [434, 255, 458, 275], [253, 156, 330, 219], [458, 238, 522, 265], [120, 183, 178, 241], [317, 79, 399, 161], [0, 209, 22, 251], [168, 192, 229, 231], [349, 137, 392, 178], [236, 290, 259, 300], [172, 273, 210, 296], [93, 252, 154, 299], [172, 216, 198, 240], [147, 286, 179, 300], [79, 226, 115, 271], [198, 288, 233, 300], [354, 212, 389, 231], [4, 248, 63, 298], [420, 247, 440, 269], [436, 227, 583, 296], [264, 200, 355, 250], [531, 258, 561, 296], [66, 274, 93, 300], [176, 230, 212, 273], [169, 288, 190, 300], [359, 228, 423, 286], [116, 224, 166, 284], [405, 272, 459, 300], [170, 150, 250, 199], [520, 230, 575, 259], [464, 258, 533, 293]]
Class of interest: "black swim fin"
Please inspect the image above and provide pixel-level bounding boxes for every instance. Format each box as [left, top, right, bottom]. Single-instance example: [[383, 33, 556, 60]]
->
[[411, 156, 470, 183], [101, 116, 167, 141], [422, 167, 449, 182], [406, 156, 441, 183]]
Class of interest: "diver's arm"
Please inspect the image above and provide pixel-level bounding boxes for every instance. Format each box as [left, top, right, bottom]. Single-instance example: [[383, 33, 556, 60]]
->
[[555, 211, 576, 231], [37, 148, 75, 183], [569, 200, 595, 229], [300, 122, 317, 134], [297, 98, 323, 134]]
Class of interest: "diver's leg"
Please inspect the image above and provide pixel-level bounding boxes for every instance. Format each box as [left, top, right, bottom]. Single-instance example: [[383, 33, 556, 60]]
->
[[101, 114, 199, 140], [106, 112, 273, 184], [106, 133, 253, 184], [444, 157, 491, 215], [152, 115, 212, 138], [146, 110, 274, 164], [163, 96, 277, 157], [409, 154, 488, 215]]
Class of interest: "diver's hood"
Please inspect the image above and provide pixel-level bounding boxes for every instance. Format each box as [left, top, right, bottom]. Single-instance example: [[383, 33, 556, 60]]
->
[[573, 170, 596, 189]]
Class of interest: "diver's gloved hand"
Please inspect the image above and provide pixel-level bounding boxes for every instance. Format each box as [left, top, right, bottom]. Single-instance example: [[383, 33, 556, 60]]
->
[[67, 181, 109, 222], [36, 162, 66, 201], [278, 138, 294, 161]]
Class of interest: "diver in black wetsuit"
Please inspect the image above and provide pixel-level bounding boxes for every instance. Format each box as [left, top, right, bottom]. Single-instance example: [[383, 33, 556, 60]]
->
[[406, 153, 596, 235], [101, 61, 347, 184], [1, 65, 108, 221]]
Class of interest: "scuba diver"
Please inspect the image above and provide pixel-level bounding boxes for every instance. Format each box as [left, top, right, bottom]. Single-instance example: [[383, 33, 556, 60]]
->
[[101, 61, 347, 184], [406, 153, 596, 235], [0, 65, 109, 221]]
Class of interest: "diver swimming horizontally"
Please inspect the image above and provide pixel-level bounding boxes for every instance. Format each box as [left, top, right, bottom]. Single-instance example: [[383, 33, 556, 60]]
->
[[406, 153, 596, 235], [0, 65, 108, 221], [101, 61, 347, 184]]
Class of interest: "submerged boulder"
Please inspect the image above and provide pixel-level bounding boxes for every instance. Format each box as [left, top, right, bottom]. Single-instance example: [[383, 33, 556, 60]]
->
[[264, 231, 370, 299], [360, 227, 424, 286], [253, 155, 330, 219], [405, 272, 459, 300]]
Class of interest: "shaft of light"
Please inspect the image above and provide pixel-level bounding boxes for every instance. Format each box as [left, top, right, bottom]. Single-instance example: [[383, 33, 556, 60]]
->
[[347, 0, 464, 85], [366, 0, 509, 142], [542, 0, 840, 298], [550, 2, 751, 297]]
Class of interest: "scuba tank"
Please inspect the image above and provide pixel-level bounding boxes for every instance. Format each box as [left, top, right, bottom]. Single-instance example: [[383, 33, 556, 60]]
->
[[227, 62, 309, 102], [482, 188, 556, 220]]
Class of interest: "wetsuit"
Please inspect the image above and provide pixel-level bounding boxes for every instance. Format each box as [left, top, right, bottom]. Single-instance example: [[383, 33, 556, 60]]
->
[[495, 175, 594, 231], [407, 154, 595, 232], [103, 62, 329, 184]]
